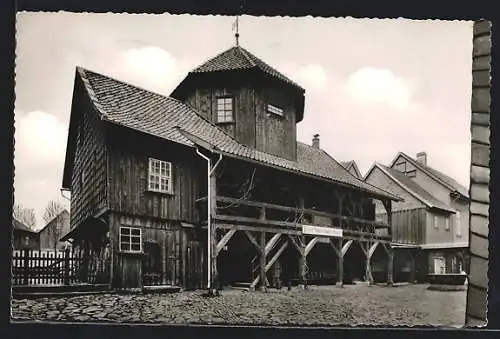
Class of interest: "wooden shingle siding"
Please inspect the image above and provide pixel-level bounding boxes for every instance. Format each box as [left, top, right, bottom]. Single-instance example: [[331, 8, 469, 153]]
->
[[70, 75, 108, 230], [466, 19, 491, 327], [106, 126, 202, 223]]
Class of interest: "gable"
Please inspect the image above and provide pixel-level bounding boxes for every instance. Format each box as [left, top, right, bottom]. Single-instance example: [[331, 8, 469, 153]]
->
[[365, 166, 423, 212], [390, 152, 469, 199]]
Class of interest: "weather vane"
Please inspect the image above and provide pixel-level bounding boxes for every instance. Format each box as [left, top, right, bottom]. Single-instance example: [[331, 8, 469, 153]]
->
[[232, 15, 240, 46]]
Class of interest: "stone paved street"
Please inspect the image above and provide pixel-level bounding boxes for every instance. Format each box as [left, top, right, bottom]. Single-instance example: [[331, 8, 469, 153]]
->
[[11, 284, 466, 327]]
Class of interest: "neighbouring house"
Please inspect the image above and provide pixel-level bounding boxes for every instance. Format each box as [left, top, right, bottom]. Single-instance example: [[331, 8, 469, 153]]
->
[[364, 151, 469, 283], [60, 43, 402, 290], [12, 219, 39, 250], [38, 210, 71, 250], [341, 160, 362, 179]]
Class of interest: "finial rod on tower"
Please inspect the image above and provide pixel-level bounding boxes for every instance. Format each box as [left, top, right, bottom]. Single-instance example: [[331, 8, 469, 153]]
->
[[233, 16, 240, 46]]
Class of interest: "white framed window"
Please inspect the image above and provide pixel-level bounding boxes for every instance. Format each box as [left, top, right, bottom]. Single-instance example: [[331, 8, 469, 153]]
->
[[119, 226, 142, 253], [148, 158, 173, 194], [445, 217, 450, 231], [433, 215, 438, 229], [216, 97, 233, 123], [455, 211, 462, 237], [267, 103, 284, 117]]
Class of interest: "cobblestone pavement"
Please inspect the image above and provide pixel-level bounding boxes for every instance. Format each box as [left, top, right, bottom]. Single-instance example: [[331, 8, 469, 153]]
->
[[11, 284, 466, 327]]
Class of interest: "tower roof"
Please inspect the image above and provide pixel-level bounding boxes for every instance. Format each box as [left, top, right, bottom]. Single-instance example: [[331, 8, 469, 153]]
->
[[170, 45, 306, 122], [190, 46, 304, 91]]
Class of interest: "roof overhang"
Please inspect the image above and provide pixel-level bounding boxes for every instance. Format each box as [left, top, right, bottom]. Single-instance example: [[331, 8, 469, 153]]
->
[[420, 242, 469, 250], [60, 208, 109, 242]]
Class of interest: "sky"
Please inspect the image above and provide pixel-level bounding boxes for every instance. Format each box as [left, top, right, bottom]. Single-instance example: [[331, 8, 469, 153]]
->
[[15, 13, 473, 229]]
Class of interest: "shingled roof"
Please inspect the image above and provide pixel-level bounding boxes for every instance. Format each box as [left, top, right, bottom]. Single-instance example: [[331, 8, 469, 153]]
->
[[190, 46, 303, 91], [367, 164, 455, 213], [393, 152, 469, 198], [13, 219, 36, 233], [71, 68, 400, 201]]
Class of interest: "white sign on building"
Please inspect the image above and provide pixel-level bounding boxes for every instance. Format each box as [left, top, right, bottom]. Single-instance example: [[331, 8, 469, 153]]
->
[[301, 224, 343, 238]]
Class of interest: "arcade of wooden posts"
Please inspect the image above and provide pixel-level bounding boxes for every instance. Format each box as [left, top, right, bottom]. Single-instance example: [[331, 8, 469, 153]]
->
[[197, 161, 397, 294]]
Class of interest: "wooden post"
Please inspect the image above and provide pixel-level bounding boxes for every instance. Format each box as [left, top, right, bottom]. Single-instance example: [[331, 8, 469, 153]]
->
[[209, 172, 218, 295], [259, 231, 267, 291], [299, 241, 307, 289], [387, 246, 394, 286], [336, 239, 344, 288], [82, 239, 90, 283], [23, 249, 29, 285], [64, 247, 70, 286], [383, 200, 393, 237], [409, 250, 416, 283]]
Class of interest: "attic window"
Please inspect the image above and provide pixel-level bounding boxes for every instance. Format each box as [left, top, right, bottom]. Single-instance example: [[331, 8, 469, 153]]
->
[[216, 97, 233, 123], [406, 169, 416, 178], [267, 104, 284, 117], [148, 158, 173, 194]]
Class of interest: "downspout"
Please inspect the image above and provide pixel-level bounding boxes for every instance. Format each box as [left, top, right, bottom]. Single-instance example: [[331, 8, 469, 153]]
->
[[195, 148, 222, 291]]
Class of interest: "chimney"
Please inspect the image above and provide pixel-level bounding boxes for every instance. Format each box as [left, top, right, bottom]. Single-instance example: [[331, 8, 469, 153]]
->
[[312, 134, 320, 149], [416, 151, 427, 166]]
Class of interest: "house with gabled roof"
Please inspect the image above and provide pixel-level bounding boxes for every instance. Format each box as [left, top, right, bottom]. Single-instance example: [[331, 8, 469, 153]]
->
[[12, 219, 39, 250], [60, 42, 402, 291], [364, 151, 469, 282], [341, 160, 362, 179], [38, 210, 71, 250]]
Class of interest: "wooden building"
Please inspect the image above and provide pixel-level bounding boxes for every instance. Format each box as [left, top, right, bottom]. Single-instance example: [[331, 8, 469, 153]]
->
[[61, 44, 402, 291], [364, 152, 469, 282], [12, 219, 39, 250], [341, 160, 362, 179], [39, 210, 71, 250]]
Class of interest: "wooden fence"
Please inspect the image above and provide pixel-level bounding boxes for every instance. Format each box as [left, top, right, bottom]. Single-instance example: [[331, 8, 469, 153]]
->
[[11, 249, 82, 286]]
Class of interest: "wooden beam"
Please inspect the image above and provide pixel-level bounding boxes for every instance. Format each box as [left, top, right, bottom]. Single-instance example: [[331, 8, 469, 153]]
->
[[218, 223, 302, 236], [336, 238, 344, 287], [260, 232, 267, 291], [299, 235, 307, 287], [250, 241, 288, 288], [368, 242, 379, 259], [215, 229, 236, 256], [265, 233, 282, 255], [214, 196, 389, 228], [266, 241, 288, 271], [244, 230, 260, 250], [304, 237, 320, 257], [329, 238, 340, 257], [287, 234, 302, 253], [342, 240, 353, 257]]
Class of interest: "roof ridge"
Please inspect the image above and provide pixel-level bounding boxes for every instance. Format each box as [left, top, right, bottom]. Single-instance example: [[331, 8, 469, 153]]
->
[[237, 46, 257, 67], [80, 66, 252, 155], [315, 148, 401, 201], [397, 152, 467, 195], [377, 163, 453, 211], [191, 45, 238, 72]]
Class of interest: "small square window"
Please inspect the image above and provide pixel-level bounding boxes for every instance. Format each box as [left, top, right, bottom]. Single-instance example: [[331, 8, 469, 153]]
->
[[148, 158, 173, 194], [119, 226, 142, 253], [216, 97, 233, 123]]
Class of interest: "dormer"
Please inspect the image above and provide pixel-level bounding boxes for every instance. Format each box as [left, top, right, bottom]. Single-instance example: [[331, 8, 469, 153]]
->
[[170, 45, 305, 161]]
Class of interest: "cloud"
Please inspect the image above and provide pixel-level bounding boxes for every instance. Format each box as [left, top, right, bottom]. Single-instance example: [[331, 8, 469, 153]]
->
[[344, 67, 416, 110], [118, 46, 187, 94], [15, 110, 68, 165]]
